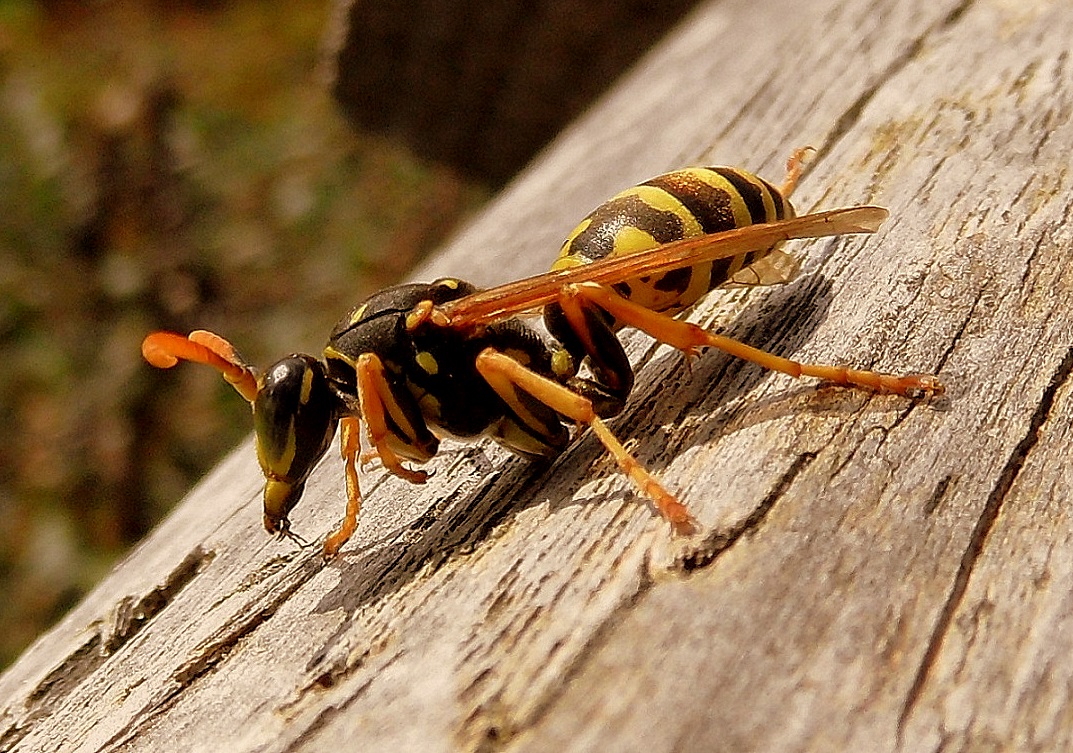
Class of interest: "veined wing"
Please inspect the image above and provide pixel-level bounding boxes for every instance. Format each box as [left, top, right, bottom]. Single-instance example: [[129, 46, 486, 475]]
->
[[439, 205, 888, 328]]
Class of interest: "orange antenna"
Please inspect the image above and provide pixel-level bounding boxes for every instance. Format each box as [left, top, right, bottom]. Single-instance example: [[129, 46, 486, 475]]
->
[[141, 330, 260, 403]]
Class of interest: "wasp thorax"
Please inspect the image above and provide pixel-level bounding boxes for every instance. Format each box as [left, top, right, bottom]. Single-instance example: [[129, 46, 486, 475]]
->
[[254, 355, 339, 533]]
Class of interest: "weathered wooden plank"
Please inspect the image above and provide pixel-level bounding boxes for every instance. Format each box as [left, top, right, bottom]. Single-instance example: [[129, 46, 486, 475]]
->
[[2, 0, 1071, 751]]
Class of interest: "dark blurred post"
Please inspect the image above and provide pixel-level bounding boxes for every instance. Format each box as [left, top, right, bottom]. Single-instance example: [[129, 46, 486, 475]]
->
[[328, 0, 700, 185]]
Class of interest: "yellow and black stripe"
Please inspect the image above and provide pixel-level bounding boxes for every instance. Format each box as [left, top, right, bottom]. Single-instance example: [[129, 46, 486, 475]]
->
[[552, 167, 795, 316]]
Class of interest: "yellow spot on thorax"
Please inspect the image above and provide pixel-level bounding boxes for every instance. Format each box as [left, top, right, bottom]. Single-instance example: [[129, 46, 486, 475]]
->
[[324, 345, 357, 368], [415, 351, 439, 375], [348, 304, 368, 327]]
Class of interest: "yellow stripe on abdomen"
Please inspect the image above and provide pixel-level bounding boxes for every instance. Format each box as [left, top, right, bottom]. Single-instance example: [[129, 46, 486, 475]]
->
[[550, 165, 794, 313]]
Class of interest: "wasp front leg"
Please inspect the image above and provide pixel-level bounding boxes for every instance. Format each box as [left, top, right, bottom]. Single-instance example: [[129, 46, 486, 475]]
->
[[323, 353, 440, 556], [475, 347, 697, 536], [324, 415, 363, 557], [562, 282, 944, 397], [355, 352, 438, 483]]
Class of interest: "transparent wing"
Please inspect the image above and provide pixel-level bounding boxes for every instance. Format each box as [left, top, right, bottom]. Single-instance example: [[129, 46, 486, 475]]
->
[[721, 248, 801, 288], [438, 205, 888, 328]]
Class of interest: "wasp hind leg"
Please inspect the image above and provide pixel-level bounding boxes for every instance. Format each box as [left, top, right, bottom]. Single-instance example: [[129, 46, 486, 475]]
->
[[780, 146, 815, 197], [475, 347, 697, 536], [562, 282, 944, 397]]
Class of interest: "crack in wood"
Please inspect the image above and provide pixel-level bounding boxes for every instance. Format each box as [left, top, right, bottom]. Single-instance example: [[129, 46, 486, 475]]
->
[[101, 547, 217, 657], [822, 0, 977, 164], [292, 623, 401, 711], [274, 648, 404, 751], [462, 553, 658, 752], [897, 344, 1073, 739], [277, 467, 555, 716], [0, 545, 216, 749], [1017, 199, 1073, 294], [95, 555, 322, 751], [455, 447, 810, 752], [714, 69, 780, 145], [923, 473, 956, 516], [0, 635, 106, 750], [175, 555, 327, 691], [931, 277, 987, 379], [672, 451, 818, 573], [825, 415, 888, 481]]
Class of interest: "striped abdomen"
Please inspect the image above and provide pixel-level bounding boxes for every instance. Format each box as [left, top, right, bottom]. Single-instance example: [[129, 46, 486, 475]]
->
[[551, 167, 795, 315]]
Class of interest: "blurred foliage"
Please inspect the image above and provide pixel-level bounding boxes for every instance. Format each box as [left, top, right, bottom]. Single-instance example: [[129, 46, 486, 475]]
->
[[0, 0, 484, 668]]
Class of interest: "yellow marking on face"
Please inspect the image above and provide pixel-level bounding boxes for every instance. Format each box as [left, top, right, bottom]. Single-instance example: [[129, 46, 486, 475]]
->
[[256, 419, 297, 477], [300, 366, 314, 404], [415, 351, 439, 375], [263, 479, 295, 525], [438, 278, 459, 289]]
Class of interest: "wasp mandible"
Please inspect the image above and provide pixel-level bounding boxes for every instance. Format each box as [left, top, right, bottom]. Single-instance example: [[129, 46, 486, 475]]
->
[[143, 152, 943, 555]]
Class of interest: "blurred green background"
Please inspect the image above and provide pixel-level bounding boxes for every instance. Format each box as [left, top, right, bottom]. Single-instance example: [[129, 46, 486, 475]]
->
[[0, 0, 484, 668], [0, 0, 699, 670]]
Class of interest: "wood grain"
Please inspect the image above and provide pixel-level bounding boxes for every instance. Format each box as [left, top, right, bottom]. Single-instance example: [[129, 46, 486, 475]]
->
[[2, 0, 1072, 751]]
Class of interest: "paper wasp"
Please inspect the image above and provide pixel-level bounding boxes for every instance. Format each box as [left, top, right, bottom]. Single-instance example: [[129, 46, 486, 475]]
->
[[142, 152, 943, 556]]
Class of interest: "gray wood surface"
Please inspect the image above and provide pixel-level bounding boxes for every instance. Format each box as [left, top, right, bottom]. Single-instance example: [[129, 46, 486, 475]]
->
[[3, 0, 1072, 750]]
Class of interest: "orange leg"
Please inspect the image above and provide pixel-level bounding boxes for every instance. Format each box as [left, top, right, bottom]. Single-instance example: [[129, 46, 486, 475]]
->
[[355, 353, 430, 484], [563, 283, 944, 397], [780, 146, 815, 197], [325, 353, 437, 555], [323, 415, 363, 557], [475, 348, 697, 535]]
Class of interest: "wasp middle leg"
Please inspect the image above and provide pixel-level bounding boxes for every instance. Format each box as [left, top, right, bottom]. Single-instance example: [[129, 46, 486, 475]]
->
[[475, 347, 697, 536]]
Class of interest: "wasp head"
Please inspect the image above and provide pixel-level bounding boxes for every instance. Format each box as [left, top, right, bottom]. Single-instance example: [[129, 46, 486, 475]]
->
[[254, 355, 339, 536]]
